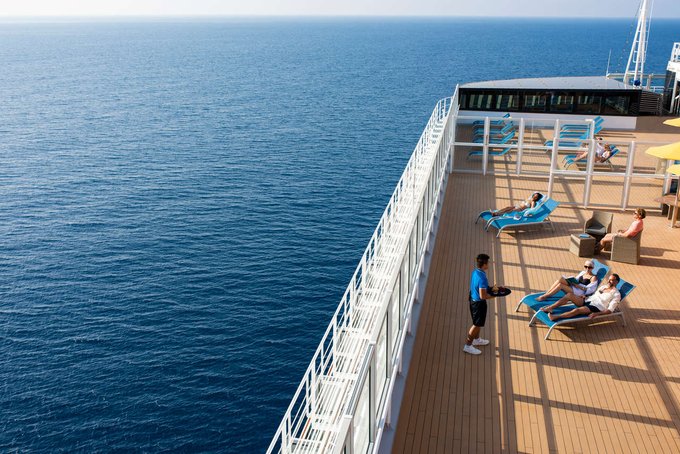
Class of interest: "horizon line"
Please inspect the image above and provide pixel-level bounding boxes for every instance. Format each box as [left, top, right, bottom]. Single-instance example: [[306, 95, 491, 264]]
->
[[2, 14, 680, 20]]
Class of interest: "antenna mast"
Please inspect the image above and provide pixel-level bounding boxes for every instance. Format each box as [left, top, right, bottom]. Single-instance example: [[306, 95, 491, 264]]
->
[[624, 0, 652, 87]]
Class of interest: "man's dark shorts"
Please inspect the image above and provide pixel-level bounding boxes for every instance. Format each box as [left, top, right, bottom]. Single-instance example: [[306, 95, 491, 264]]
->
[[584, 303, 601, 313], [469, 296, 488, 327]]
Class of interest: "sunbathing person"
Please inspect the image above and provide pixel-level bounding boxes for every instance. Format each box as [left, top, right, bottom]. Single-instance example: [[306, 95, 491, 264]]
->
[[536, 260, 598, 302], [491, 192, 542, 217], [548, 274, 621, 321], [572, 138, 611, 163], [595, 208, 645, 254]]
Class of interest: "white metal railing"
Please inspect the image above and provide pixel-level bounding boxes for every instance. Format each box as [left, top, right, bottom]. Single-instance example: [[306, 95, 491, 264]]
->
[[267, 88, 458, 454], [606, 72, 666, 92], [450, 114, 671, 210], [672, 42, 680, 63]]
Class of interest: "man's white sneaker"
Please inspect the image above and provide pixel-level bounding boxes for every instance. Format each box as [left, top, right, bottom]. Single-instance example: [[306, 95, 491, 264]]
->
[[463, 344, 482, 355], [472, 338, 490, 346]]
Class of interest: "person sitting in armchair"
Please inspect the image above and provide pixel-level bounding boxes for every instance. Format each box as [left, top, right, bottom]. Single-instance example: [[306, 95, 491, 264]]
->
[[595, 208, 645, 254]]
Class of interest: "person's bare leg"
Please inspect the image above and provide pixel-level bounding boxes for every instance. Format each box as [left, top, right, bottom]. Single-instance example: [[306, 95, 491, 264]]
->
[[466, 325, 481, 345], [541, 293, 584, 312], [537, 278, 570, 301], [549, 306, 590, 321], [492, 206, 515, 216], [575, 151, 588, 161], [596, 233, 613, 253]]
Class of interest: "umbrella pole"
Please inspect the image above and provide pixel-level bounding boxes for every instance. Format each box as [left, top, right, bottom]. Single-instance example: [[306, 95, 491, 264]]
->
[[674, 177, 680, 228]]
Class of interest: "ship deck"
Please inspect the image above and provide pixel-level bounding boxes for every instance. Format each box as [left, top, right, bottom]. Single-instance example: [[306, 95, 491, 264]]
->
[[392, 123, 680, 453]]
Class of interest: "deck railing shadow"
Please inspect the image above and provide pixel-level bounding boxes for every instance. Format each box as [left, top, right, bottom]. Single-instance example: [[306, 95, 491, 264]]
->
[[508, 321, 680, 434], [488, 177, 560, 452]]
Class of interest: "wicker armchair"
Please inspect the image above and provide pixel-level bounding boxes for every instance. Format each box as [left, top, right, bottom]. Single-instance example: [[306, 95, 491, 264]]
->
[[611, 231, 643, 265], [584, 211, 613, 242]]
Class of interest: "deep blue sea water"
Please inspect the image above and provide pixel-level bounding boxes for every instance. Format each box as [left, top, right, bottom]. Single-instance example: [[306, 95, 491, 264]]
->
[[1, 17, 678, 452]]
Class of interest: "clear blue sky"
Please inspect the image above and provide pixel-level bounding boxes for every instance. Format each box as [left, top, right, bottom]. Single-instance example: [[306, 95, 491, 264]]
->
[[2, 0, 680, 18]]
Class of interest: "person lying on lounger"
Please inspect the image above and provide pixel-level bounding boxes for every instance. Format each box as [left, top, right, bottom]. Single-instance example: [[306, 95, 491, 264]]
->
[[572, 138, 612, 163], [491, 192, 542, 217], [547, 274, 621, 321], [536, 260, 598, 302]]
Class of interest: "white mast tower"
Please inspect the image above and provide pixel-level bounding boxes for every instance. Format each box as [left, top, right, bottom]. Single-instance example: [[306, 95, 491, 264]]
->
[[624, 0, 653, 87]]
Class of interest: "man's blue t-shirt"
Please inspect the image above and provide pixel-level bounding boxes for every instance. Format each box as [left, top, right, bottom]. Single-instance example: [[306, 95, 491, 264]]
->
[[469, 268, 489, 302]]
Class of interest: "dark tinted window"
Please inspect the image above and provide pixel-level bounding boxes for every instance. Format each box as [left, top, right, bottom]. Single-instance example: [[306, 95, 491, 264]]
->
[[468, 92, 495, 110], [550, 93, 575, 113], [495, 94, 519, 110], [602, 95, 631, 115], [523, 94, 547, 112], [574, 94, 602, 114]]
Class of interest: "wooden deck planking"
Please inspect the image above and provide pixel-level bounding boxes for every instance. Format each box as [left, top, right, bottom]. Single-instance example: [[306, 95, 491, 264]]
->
[[392, 128, 680, 453]]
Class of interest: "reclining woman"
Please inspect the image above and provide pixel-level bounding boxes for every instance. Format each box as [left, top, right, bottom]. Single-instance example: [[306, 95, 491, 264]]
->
[[572, 138, 612, 163], [491, 192, 542, 217], [595, 208, 645, 254], [536, 260, 599, 303], [548, 274, 621, 321]]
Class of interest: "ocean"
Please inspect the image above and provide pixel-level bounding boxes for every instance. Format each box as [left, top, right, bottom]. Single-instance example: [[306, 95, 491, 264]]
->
[[1, 17, 678, 452]]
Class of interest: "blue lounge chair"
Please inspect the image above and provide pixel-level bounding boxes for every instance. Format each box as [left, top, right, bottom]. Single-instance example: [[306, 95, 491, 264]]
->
[[545, 125, 602, 148], [513, 259, 609, 312], [522, 277, 635, 340], [560, 116, 603, 132], [472, 121, 515, 135], [472, 123, 515, 140], [473, 130, 515, 144], [472, 113, 510, 126], [475, 192, 546, 226], [486, 198, 559, 237], [467, 145, 514, 158]]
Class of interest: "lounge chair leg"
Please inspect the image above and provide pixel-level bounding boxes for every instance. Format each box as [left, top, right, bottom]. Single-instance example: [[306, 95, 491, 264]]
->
[[620, 312, 627, 326], [529, 312, 539, 326], [514, 301, 523, 312], [545, 325, 556, 340]]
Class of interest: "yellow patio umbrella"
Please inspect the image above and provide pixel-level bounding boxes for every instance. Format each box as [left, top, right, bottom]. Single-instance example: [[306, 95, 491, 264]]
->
[[645, 141, 680, 160], [668, 164, 680, 175], [663, 118, 680, 127]]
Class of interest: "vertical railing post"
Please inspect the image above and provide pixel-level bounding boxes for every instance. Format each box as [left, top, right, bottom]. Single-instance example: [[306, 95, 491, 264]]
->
[[583, 138, 595, 208], [548, 119, 560, 199], [622, 141, 637, 209], [482, 117, 489, 176], [516, 117, 525, 175]]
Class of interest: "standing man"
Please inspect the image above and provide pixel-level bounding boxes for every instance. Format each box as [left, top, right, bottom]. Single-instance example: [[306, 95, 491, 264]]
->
[[464, 253, 496, 355]]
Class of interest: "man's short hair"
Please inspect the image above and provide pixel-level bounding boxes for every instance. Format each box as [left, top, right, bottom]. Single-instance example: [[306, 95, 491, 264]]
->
[[476, 253, 490, 268], [635, 208, 646, 219], [611, 273, 620, 283]]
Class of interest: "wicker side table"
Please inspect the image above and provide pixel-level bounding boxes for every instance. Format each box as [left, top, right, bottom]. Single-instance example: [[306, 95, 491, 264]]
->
[[570, 233, 596, 257]]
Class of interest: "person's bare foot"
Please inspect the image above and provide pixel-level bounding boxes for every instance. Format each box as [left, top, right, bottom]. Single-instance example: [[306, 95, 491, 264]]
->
[[536, 295, 546, 302], [548, 313, 559, 321], [540, 306, 552, 313]]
